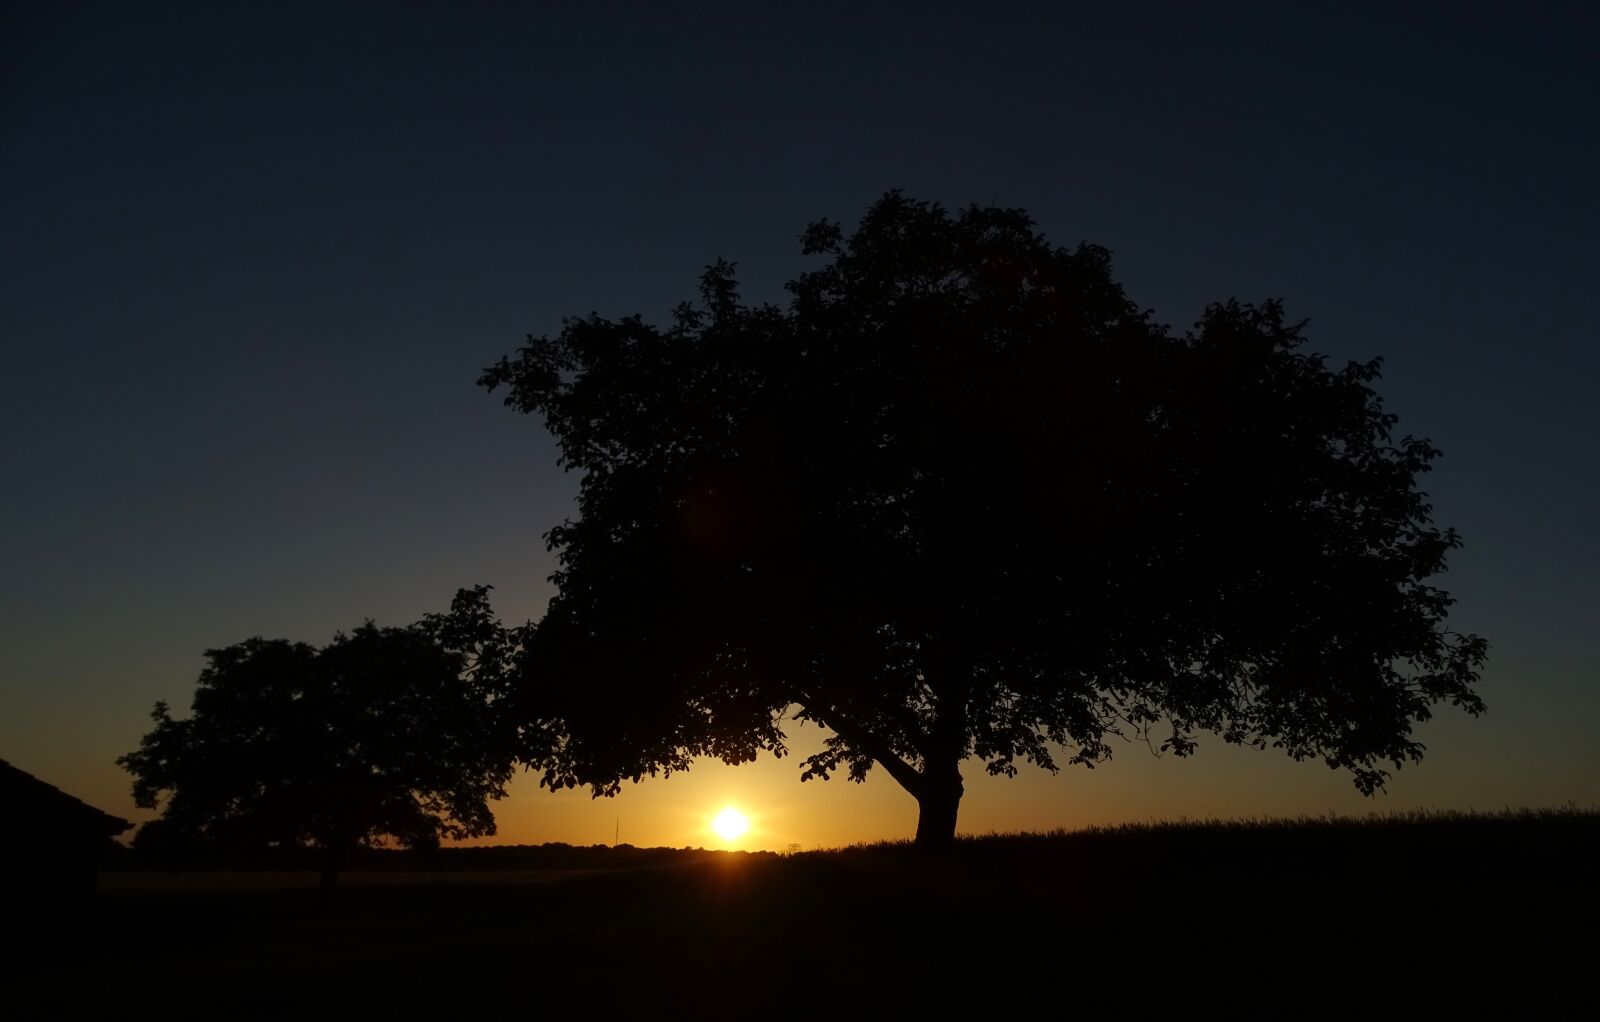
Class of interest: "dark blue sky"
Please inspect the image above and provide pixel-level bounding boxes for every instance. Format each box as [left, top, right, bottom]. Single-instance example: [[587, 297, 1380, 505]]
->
[[4, 2, 1596, 842]]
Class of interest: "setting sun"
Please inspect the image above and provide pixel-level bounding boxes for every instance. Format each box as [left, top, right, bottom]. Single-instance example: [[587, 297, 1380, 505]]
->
[[711, 807, 749, 843]]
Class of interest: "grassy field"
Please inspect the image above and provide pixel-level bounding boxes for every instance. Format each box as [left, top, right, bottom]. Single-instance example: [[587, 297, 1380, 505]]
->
[[7, 809, 1596, 1016]]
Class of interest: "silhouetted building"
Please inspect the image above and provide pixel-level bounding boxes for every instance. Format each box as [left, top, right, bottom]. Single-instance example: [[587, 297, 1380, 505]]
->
[[0, 758, 130, 901]]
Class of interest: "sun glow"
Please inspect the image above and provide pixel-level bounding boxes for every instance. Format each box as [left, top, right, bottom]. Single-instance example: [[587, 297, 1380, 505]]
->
[[711, 806, 750, 843]]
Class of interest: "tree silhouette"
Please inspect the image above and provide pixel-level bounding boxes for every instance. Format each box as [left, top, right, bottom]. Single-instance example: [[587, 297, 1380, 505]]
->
[[118, 587, 521, 894], [482, 192, 1487, 846]]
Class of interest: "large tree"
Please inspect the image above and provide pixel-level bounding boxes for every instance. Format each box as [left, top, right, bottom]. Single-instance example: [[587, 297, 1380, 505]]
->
[[483, 193, 1486, 846], [119, 587, 521, 892]]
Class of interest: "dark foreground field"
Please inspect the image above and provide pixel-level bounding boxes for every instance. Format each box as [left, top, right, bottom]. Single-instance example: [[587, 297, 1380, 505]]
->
[[7, 810, 1597, 1017]]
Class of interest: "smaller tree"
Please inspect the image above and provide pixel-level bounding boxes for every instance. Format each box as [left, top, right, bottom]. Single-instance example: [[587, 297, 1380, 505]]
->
[[118, 587, 522, 898]]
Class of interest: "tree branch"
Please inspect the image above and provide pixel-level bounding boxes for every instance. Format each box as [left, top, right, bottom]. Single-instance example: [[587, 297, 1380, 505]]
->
[[797, 696, 926, 800]]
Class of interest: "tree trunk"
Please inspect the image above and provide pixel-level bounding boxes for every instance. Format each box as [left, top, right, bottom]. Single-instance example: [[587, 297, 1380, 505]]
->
[[914, 665, 969, 850], [318, 842, 347, 910], [913, 765, 964, 849], [798, 692, 968, 849]]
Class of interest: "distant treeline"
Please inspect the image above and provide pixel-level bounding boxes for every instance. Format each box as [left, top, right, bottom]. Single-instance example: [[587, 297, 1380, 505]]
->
[[105, 840, 776, 872], [103, 806, 1597, 878]]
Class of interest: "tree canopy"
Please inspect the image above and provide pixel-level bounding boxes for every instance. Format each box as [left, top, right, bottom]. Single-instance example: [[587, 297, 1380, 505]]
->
[[481, 192, 1487, 845], [119, 587, 521, 886]]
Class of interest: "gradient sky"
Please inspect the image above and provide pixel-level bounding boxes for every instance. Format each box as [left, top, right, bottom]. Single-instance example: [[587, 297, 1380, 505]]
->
[[3, 2, 1597, 851]]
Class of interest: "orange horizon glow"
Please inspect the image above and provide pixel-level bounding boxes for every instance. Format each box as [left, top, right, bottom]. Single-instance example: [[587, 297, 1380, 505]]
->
[[20, 696, 1573, 856]]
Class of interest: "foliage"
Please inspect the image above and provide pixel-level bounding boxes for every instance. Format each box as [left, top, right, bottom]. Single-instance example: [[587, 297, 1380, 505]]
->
[[481, 192, 1487, 843], [118, 587, 522, 859]]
